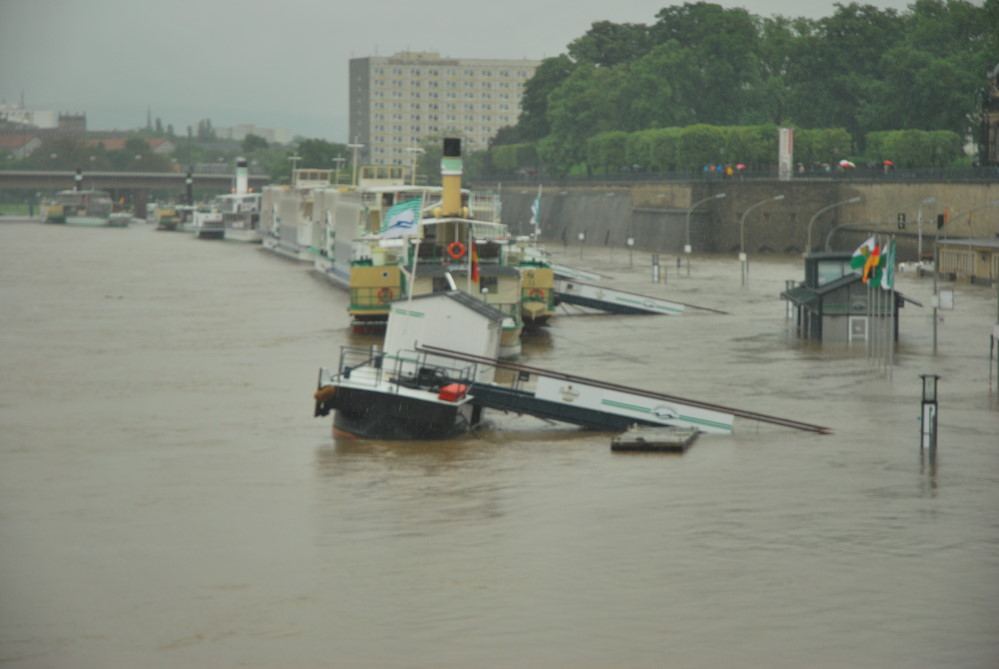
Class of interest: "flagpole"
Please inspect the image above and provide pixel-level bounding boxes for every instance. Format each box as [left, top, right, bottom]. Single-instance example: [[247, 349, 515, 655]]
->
[[876, 234, 883, 368], [866, 272, 872, 360], [889, 235, 896, 381], [408, 237, 419, 302], [876, 235, 885, 371], [407, 193, 425, 303], [872, 235, 880, 365], [881, 233, 895, 375], [879, 235, 887, 373]]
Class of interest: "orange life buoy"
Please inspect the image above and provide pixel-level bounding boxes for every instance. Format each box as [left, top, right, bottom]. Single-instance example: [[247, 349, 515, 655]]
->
[[377, 287, 393, 302], [447, 241, 466, 259], [529, 288, 545, 300]]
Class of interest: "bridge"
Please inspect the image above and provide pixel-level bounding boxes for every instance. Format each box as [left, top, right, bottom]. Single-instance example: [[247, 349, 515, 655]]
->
[[0, 170, 270, 193]]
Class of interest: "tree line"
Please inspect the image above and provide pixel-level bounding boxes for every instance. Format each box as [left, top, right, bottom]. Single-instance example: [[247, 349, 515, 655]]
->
[[491, 0, 999, 176]]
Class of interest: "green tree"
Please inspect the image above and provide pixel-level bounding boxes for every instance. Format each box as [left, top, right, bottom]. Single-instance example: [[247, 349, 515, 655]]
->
[[648, 127, 683, 171], [651, 3, 766, 124], [196, 119, 216, 140], [242, 133, 270, 153], [620, 41, 699, 129], [677, 124, 727, 170], [725, 125, 778, 168], [567, 20, 653, 67], [172, 140, 206, 170], [586, 131, 630, 174], [783, 3, 904, 143], [295, 138, 348, 172], [516, 55, 575, 142], [543, 63, 627, 174], [490, 143, 538, 174], [21, 137, 90, 169]]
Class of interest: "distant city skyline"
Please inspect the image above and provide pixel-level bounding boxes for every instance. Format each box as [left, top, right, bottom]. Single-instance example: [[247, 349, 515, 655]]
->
[[1, 0, 923, 142]]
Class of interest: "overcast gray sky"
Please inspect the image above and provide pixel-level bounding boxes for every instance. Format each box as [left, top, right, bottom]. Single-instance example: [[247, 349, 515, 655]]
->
[[1, 0, 921, 142]]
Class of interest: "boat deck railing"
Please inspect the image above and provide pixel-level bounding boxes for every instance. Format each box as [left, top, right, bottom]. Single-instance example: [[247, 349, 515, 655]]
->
[[336, 345, 478, 394]]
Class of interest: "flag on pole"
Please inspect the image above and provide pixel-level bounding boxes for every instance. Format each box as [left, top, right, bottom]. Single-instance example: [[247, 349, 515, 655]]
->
[[379, 197, 422, 238], [850, 236, 876, 277], [880, 237, 896, 290], [863, 242, 882, 284]]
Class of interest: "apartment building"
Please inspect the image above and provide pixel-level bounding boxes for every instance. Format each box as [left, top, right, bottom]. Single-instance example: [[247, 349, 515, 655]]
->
[[349, 51, 539, 166]]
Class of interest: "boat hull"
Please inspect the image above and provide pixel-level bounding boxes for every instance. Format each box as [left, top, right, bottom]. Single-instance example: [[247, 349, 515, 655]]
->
[[196, 225, 225, 240], [329, 385, 477, 440], [224, 228, 263, 243], [66, 216, 114, 227], [262, 235, 314, 262]]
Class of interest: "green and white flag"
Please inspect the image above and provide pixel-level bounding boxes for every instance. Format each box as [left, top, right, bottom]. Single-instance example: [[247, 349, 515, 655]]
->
[[530, 187, 541, 226], [880, 237, 896, 290], [379, 197, 422, 238]]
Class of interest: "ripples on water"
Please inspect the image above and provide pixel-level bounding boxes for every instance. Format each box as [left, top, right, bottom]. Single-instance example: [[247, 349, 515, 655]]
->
[[1, 221, 997, 668]]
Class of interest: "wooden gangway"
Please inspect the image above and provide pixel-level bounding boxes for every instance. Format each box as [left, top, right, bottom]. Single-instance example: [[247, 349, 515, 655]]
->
[[418, 345, 831, 435]]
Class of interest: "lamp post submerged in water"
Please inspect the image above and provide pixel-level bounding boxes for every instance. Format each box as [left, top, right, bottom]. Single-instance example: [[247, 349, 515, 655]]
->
[[740, 194, 784, 286], [685, 192, 726, 276]]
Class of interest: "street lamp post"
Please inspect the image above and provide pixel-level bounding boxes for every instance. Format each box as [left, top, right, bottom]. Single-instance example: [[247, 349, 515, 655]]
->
[[405, 147, 425, 186], [332, 157, 345, 186], [685, 192, 726, 276], [911, 196, 936, 259], [740, 194, 785, 286], [347, 140, 364, 187], [805, 196, 862, 257]]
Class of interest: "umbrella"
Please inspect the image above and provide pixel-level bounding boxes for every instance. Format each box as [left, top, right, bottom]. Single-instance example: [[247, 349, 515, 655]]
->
[[839, 159, 855, 168], [735, 163, 746, 169], [883, 160, 894, 166]]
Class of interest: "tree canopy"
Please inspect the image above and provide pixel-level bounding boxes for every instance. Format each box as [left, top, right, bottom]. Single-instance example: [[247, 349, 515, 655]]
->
[[506, 0, 999, 175]]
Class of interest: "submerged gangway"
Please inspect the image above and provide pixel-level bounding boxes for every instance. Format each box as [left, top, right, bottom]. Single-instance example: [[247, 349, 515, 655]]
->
[[418, 345, 831, 435], [548, 262, 728, 316], [554, 278, 729, 316]]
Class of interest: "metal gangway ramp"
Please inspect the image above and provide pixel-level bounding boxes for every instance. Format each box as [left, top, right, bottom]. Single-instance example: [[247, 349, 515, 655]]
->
[[418, 345, 831, 435], [554, 279, 729, 316]]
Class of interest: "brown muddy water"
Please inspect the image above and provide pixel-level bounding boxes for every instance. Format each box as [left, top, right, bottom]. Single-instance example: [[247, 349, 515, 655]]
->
[[1, 219, 997, 668]]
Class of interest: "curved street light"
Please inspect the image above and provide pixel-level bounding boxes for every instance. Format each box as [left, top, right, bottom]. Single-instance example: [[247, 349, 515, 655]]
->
[[405, 146, 425, 186], [332, 157, 346, 186], [878, 196, 936, 258], [823, 196, 937, 253], [347, 140, 364, 186], [805, 196, 861, 257], [685, 192, 726, 276], [740, 194, 784, 286]]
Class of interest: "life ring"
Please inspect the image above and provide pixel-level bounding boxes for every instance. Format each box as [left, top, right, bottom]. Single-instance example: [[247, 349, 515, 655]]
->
[[529, 288, 545, 300], [377, 287, 393, 302], [447, 241, 466, 259]]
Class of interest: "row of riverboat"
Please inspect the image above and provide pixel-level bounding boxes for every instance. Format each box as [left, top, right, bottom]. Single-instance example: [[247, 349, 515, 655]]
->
[[44, 139, 556, 362], [258, 152, 555, 359]]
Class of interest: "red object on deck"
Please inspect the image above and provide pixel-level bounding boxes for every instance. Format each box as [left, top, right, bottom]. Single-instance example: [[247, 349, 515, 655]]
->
[[438, 383, 467, 402]]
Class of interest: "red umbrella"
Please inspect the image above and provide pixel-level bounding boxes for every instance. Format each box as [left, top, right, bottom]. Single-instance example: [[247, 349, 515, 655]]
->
[[883, 160, 894, 166], [735, 163, 746, 169]]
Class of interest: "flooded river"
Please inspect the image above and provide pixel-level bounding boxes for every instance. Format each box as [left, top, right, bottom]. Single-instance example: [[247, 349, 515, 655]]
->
[[1, 219, 997, 668]]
